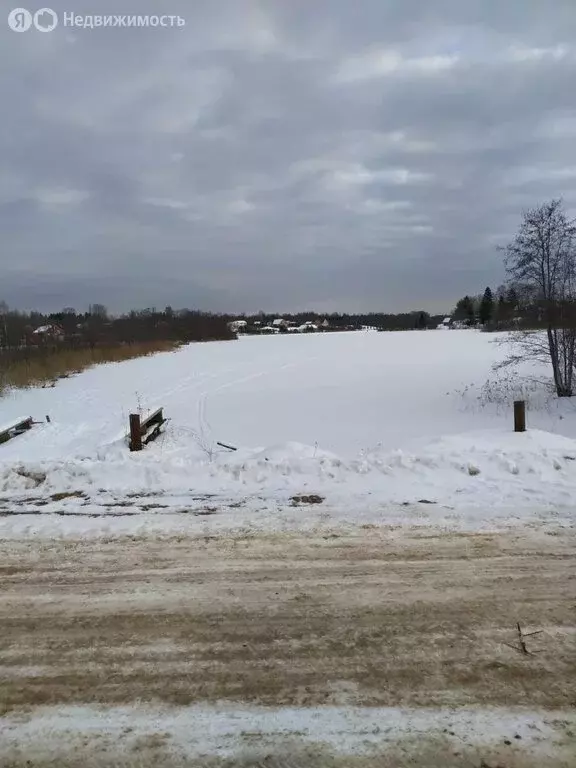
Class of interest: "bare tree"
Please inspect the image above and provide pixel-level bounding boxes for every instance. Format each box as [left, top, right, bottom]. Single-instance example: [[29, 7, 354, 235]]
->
[[498, 200, 576, 397], [88, 303, 108, 319]]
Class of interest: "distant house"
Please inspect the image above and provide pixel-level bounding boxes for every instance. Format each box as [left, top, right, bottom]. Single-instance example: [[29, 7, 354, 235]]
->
[[32, 324, 65, 342], [437, 317, 452, 330], [228, 320, 248, 333], [272, 318, 288, 329]]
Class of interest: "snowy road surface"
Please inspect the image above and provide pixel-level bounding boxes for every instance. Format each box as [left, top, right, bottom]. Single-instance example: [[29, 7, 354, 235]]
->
[[1, 528, 575, 766]]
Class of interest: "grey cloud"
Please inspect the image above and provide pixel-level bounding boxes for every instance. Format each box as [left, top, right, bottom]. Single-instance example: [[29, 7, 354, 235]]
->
[[1, 0, 575, 313]]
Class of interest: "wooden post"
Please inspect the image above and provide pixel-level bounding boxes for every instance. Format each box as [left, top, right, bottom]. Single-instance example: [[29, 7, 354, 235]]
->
[[514, 400, 526, 433], [129, 413, 142, 452]]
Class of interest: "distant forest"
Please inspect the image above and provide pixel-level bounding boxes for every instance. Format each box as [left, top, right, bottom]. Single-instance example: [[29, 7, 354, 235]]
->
[[0, 303, 235, 349], [451, 283, 553, 331]]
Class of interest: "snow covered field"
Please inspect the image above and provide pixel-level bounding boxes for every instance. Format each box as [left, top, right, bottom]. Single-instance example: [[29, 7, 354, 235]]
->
[[1, 329, 576, 536]]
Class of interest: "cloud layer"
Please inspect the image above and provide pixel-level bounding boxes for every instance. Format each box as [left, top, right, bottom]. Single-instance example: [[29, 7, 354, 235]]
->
[[2, 0, 576, 313]]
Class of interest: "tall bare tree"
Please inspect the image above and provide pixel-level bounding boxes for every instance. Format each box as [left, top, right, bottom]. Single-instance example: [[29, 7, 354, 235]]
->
[[499, 199, 576, 397], [88, 303, 108, 319]]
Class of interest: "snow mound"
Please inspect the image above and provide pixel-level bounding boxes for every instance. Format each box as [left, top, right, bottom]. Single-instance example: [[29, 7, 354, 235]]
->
[[405, 429, 576, 477], [249, 441, 341, 463], [0, 430, 575, 516]]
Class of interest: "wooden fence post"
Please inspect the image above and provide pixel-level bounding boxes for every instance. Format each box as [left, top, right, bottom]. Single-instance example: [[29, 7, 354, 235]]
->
[[514, 400, 526, 433], [129, 413, 142, 452]]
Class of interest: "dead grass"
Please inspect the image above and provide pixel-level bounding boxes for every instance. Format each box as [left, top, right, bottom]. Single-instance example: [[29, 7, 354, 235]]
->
[[0, 341, 180, 391]]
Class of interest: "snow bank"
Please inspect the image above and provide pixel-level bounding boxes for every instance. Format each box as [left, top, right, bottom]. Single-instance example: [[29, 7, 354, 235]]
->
[[1, 428, 575, 524]]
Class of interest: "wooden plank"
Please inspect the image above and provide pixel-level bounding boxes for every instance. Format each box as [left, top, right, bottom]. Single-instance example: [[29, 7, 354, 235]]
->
[[0, 417, 33, 445], [143, 424, 163, 446], [0, 416, 32, 435], [142, 417, 165, 433], [129, 414, 142, 452], [514, 400, 526, 432], [141, 408, 164, 429], [14, 417, 33, 433], [142, 408, 166, 446], [129, 408, 166, 450]]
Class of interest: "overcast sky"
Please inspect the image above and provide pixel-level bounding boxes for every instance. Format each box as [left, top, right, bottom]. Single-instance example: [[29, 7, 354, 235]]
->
[[2, 0, 576, 315]]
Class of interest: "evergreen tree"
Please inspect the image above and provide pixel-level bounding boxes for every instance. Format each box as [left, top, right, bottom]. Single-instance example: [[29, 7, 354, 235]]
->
[[479, 287, 494, 325], [454, 295, 476, 326], [415, 311, 429, 329]]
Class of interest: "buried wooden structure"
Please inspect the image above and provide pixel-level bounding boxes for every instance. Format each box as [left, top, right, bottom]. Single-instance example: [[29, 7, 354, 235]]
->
[[129, 408, 166, 452], [216, 441, 237, 452], [0, 416, 34, 445]]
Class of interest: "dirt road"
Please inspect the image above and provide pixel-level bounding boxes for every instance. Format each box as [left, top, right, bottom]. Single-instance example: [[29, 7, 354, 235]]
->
[[1, 526, 575, 766]]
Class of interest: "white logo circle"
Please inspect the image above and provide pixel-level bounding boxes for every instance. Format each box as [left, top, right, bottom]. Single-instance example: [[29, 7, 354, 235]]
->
[[33, 7, 57, 31], [8, 8, 32, 31]]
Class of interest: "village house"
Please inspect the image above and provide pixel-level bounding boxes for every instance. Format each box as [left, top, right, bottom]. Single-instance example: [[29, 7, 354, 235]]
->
[[30, 324, 65, 344], [227, 320, 248, 333]]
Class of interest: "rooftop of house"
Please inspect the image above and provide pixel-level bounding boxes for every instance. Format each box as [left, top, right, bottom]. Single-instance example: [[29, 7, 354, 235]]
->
[[33, 325, 62, 334]]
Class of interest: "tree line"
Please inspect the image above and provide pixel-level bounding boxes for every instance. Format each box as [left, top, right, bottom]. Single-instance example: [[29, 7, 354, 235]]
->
[[0, 304, 235, 350], [451, 285, 523, 329], [0, 303, 446, 355]]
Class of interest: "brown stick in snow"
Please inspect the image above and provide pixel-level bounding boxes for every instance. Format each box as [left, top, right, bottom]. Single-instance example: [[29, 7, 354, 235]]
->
[[517, 622, 529, 654]]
